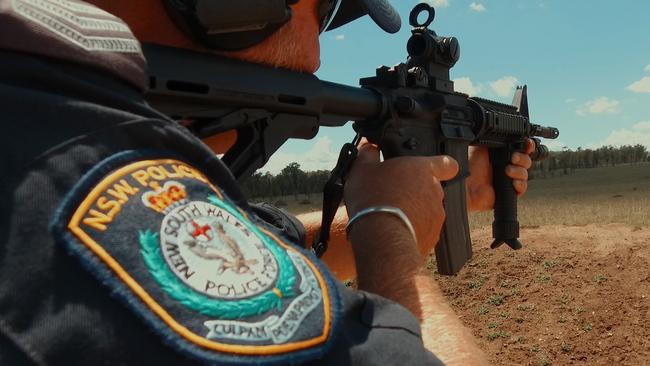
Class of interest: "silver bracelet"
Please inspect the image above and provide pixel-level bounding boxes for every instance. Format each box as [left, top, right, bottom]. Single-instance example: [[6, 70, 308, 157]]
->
[[345, 206, 417, 244]]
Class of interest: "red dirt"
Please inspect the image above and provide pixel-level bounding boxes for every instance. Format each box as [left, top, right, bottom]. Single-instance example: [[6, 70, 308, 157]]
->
[[433, 224, 650, 365]]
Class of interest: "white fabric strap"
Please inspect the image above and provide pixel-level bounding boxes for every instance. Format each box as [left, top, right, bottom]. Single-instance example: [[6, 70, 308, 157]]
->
[[345, 206, 417, 244]]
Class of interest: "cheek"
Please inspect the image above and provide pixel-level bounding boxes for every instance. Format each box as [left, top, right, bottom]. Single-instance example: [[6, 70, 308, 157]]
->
[[300, 30, 321, 72], [221, 0, 322, 73], [291, 0, 321, 72]]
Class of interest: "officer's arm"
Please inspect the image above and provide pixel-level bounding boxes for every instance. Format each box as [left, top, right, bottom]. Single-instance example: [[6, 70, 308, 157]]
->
[[348, 216, 488, 366], [297, 207, 355, 280], [339, 141, 488, 365], [298, 208, 488, 365]]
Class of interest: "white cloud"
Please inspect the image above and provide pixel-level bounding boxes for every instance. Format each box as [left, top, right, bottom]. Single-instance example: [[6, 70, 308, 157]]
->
[[454, 75, 520, 98], [575, 96, 619, 116], [632, 121, 650, 131], [334, 34, 345, 41], [489, 76, 519, 97], [260, 137, 338, 174], [626, 76, 650, 93], [565, 98, 576, 104], [469, 2, 486, 12], [591, 122, 650, 149], [542, 139, 567, 151], [424, 0, 450, 8], [644, 64, 650, 72], [453, 77, 483, 96]]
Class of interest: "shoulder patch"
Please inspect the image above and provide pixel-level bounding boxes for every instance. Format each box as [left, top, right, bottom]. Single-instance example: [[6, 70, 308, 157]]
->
[[12, 0, 141, 53], [51, 153, 340, 365]]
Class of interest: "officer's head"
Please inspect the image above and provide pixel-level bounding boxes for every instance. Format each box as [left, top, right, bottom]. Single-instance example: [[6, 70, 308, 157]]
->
[[90, 0, 400, 73], [88, 0, 400, 151]]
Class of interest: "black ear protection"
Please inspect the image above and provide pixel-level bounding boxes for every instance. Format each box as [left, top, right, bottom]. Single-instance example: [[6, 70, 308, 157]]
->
[[162, 0, 341, 51]]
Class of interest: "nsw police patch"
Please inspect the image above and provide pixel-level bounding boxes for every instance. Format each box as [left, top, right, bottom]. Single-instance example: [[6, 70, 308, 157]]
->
[[51, 153, 340, 365]]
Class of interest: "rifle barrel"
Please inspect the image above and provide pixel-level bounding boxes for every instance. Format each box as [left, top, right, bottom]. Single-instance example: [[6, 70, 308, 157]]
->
[[531, 124, 560, 139], [320, 81, 382, 121]]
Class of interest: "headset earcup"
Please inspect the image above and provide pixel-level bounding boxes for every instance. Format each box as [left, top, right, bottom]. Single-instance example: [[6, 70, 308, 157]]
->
[[161, 0, 294, 51]]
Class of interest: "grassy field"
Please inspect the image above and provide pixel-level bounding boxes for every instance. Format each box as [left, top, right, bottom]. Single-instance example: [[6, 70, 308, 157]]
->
[[251, 193, 323, 215], [267, 163, 650, 228], [470, 162, 650, 229]]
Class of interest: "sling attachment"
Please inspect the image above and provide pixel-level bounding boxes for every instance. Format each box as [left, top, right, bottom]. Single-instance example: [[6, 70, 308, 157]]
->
[[311, 134, 360, 257]]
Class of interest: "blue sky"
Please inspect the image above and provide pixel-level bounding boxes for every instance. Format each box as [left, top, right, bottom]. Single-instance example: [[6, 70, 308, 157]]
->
[[262, 0, 650, 173]]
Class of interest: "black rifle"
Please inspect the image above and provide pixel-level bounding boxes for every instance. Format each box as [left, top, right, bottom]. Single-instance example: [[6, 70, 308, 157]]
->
[[143, 3, 559, 275]]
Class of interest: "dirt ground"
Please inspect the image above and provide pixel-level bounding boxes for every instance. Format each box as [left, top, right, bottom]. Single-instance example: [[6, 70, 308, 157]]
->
[[432, 224, 650, 366]]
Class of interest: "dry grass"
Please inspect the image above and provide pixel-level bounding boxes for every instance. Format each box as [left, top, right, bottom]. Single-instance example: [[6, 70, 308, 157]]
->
[[279, 163, 650, 228], [252, 193, 323, 215], [470, 162, 650, 229]]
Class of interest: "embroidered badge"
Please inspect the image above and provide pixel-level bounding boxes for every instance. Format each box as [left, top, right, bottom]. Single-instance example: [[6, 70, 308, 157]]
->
[[52, 155, 339, 364]]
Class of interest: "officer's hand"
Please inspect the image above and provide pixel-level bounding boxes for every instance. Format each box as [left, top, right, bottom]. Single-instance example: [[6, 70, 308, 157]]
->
[[344, 140, 459, 256], [466, 139, 535, 212]]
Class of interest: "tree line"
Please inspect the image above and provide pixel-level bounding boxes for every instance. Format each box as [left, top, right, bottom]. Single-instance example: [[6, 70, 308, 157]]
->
[[242, 145, 649, 199], [242, 162, 331, 199], [531, 144, 649, 178]]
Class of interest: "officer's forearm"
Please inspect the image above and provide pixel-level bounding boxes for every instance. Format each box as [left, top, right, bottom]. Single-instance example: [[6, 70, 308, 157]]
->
[[413, 274, 489, 365], [296, 207, 357, 280], [298, 205, 469, 280], [299, 203, 480, 280], [348, 216, 488, 366]]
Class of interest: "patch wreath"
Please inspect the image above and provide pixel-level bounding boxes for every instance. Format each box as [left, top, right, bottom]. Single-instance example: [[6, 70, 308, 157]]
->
[[52, 155, 338, 364]]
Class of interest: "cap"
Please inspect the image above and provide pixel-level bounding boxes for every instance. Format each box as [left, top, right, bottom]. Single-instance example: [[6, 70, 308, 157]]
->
[[325, 0, 401, 34]]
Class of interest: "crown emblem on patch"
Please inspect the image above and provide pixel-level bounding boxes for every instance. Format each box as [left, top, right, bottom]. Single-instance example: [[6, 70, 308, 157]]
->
[[141, 180, 188, 214]]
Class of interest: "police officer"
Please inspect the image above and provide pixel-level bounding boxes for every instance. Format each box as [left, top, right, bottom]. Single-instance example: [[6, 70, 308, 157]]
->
[[0, 0, 534, 365]]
